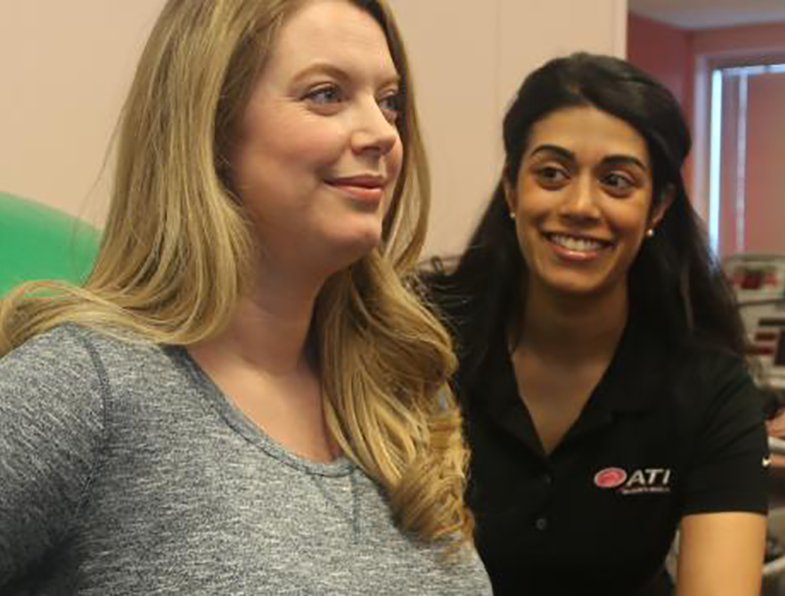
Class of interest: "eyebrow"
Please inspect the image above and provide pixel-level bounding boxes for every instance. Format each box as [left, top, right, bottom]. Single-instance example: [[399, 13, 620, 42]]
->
[[292, 62, 400, 87], [529, 144, 649, 171]]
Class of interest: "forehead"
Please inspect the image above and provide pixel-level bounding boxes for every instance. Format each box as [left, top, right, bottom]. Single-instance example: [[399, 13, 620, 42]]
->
[[268, 0, 396, 78], [527, 106, 649, 164]]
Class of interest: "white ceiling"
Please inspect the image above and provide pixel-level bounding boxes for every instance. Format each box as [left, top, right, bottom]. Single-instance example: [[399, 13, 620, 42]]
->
[[629, 0, 785, 29]]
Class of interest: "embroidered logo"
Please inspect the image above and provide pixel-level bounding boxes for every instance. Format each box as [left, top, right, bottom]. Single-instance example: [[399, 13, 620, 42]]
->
[[594, 467, 672, 495]]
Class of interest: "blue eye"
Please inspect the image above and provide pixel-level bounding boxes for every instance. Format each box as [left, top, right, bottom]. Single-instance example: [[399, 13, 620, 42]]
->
[[304, 85, 343, 105], [378, 92, 402, 123]]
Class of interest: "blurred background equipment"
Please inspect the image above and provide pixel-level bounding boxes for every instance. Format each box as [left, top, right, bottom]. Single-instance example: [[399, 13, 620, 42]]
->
[[0, 190, 100, 297], [724, 253, 785, 595]]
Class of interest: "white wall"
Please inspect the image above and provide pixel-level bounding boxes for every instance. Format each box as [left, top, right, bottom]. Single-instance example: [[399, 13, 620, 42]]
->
[[0, 0, 627, 255]]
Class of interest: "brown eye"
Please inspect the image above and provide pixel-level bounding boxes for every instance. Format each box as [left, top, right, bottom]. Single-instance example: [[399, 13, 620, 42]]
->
[[535, 165, 569, 188], [602, 172, 635, 195]]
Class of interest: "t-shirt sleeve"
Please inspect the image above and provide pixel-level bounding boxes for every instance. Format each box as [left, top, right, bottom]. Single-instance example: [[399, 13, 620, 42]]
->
[[0, 326, 105, 587], [679, 354, 769, 516]]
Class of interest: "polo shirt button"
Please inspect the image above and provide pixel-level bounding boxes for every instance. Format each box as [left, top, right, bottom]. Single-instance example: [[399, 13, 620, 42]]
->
[[535, 517, 548, 531]]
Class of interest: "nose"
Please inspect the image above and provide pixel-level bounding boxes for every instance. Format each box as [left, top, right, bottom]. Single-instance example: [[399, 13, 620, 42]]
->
[[558, 174, 601, 223], [351, 96, 400, 157]]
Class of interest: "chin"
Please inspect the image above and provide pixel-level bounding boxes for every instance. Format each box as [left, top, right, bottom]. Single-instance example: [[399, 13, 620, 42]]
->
[[323, 226, 383, 271], [538, 271, 607, 296], [550, 276, 624, 300]]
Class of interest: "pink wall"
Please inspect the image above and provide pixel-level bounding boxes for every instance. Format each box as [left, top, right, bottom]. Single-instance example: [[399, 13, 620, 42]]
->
[[744, 73, 785, 254], [627, 17, 785, 129], [628, 16, 785, 243], [692, 21, 785, 56], [626, 14, 694, 195], [627, 13, 693, 118]]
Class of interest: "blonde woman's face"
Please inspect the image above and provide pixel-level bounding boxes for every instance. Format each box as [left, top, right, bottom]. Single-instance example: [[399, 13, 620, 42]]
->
[[233, 0, 403, 275]]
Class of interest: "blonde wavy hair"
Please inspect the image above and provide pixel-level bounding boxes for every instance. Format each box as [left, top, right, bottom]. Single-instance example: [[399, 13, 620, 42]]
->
[[0, 0, 472, 547]]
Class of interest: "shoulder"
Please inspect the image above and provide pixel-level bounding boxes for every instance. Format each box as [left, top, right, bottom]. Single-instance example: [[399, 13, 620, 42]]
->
[[0, 325, 113, 584], [667, 344, 769, 514], [622, 324, 765, 450], [625, 312, 757, 414], [666, 340, 760, 414], [1, 324, 107, 414], [0, 325, 124, 482], [661, 339, 766, 456], [0, 323, 172, 440], [1, 323, 157, 390]]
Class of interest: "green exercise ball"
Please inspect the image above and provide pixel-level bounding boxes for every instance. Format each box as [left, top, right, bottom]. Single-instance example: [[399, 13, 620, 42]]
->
[[0, 191, 101, 297]]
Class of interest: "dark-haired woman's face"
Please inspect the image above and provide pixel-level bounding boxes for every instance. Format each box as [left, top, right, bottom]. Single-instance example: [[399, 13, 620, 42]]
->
[[505, 106, 668, 302]]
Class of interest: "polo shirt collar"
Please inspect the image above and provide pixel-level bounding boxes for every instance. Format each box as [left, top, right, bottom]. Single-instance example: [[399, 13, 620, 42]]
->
[[481, 341, 541, 452], [475, 308, 665, 450]]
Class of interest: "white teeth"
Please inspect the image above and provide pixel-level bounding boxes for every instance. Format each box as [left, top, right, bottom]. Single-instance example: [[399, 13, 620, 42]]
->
[[549, 234, 604, 253]]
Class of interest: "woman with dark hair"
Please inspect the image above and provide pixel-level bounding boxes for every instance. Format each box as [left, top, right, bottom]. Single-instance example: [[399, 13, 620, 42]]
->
[[429, 52, 767, 595]]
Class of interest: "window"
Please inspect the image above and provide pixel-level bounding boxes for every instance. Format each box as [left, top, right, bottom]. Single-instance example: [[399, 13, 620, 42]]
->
[[707, 62, 785, 256]]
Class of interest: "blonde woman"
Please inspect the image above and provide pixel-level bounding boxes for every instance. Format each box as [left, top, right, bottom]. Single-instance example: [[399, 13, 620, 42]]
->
[[0, 1, 491, 594]]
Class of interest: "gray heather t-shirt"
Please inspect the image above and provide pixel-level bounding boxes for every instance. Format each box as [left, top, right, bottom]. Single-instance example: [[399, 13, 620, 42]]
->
[[0, 325, 492, 595]]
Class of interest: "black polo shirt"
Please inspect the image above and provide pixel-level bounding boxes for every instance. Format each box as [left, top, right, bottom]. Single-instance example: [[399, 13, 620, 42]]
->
[[463, 313, 769, 596]]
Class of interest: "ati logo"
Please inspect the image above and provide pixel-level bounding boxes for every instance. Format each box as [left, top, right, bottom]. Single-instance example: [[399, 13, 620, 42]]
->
[[594, 467, 672, 495]]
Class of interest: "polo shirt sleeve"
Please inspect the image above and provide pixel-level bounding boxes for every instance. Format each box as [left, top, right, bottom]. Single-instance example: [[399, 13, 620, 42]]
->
[[679, 354, 769, 516], [0, 326, 105, 588]]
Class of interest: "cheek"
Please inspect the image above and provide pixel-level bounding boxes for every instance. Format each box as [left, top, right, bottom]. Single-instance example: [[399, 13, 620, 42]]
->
[[392, 137, 404, 167], [379, 142, 404, 216], [244, 106, 347, 170], [516, 194, 551, 236], [607, 200, 652, 239], [387, 140, 404, 182], [605, 204, 650, 270], [515, 175, 550, 214], [512, 191, 548, 254], [512, 214, 540, 266]]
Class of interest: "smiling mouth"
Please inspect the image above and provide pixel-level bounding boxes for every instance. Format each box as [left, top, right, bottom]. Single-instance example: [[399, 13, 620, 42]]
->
[[544, 232, 613, 253]]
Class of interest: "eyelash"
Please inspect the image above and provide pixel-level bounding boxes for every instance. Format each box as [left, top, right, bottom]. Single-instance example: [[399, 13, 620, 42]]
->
[[303, 84, 343, 105], [302, 84, 402, 123], [601, 172, 636, 194], [378, 92, 402, 123], [534, 165, 569, 186], [533, 165, 637, 196]]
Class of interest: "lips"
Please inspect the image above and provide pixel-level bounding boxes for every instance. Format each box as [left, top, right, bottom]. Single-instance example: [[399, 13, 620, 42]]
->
[[326, 174, 386, 190], [325, 174, 387, 204]]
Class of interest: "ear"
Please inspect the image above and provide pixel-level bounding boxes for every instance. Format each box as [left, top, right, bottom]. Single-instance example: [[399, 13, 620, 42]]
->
[[649, 184, 675, 229], [503, 178, 517, 214]]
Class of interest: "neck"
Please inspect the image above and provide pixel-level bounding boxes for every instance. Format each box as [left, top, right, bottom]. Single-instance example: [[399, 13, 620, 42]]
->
[[516, 280, 628, 363], [192, 255, 328, 377]]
